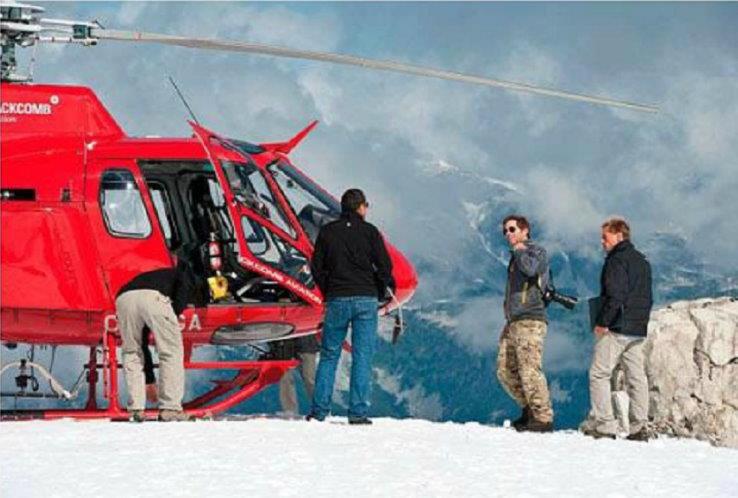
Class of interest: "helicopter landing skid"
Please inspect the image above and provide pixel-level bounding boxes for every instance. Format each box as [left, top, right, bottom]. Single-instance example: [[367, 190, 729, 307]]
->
[[0, 333, 298, 421]]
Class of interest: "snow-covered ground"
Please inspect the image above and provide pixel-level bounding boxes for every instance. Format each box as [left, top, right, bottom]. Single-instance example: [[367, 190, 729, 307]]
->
[[1, 417, 736, 497]]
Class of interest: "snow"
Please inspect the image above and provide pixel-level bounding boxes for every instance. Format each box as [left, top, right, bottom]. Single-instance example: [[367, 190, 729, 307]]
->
[[2, 418, 736, 497]]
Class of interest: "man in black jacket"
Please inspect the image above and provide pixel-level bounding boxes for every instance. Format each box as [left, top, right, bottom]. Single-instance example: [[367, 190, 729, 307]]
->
[[308, 189, 394, 425], [585, 217, 652, 441], [115, 257, 206, 422]]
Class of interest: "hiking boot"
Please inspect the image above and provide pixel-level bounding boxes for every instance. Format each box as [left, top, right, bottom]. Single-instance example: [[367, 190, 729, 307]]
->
[[512, 406, 531, 431], [129, 410, 145, 423], [158, 409, 194, 422], [305, 412, 325, 422], [581, 427, 616, 440], [519, 418, 554, 433], [626, 428, 650, 442], [348, 417, 373, 426]]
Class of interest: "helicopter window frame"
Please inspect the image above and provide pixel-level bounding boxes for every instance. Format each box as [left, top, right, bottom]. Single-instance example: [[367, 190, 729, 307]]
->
[[147, 181, 180, 250], [266, 160, 341, 243], [220, 160, 297, 240], [241, 215, 315, 289], [99, 169, 153, 239]]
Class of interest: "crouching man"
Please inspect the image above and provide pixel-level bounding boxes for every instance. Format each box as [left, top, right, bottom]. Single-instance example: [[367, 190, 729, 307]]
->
[[115, 257, 204, 422], [496, 215, 554, 432], [585, 218, 653, 441]]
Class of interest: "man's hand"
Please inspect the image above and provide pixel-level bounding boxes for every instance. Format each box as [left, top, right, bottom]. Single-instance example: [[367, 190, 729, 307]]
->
[[146, 384, 158, 403], [594, 325, 609, 336]]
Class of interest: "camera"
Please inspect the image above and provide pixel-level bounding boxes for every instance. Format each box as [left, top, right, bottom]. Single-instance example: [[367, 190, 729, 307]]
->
[[543, 286, 578, 310]]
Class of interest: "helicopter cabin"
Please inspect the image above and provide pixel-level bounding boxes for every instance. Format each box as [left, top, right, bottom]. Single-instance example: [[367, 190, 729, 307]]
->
[[1, 83, 346, 346]]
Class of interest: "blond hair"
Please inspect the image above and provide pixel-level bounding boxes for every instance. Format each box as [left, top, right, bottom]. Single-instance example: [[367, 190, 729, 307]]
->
[[601, 217, 631, 240]]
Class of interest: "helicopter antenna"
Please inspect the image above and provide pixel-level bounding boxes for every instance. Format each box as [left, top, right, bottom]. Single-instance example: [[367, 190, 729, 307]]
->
[[168, 75, 200, 124]]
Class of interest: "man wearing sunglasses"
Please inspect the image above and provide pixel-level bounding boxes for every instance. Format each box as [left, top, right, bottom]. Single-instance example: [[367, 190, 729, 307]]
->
[[496, 215, 554, 432], [308, 189, 394, 425]]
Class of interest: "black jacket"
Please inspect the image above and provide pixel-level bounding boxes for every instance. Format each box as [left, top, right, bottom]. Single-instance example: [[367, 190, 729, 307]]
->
[[596, 240, 653, 337], [117, 259, 206, 315], [311, 211, 395, 299]]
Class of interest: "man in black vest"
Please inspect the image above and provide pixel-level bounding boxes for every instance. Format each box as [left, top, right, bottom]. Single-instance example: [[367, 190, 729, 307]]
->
[[585, 217, 653, 441]]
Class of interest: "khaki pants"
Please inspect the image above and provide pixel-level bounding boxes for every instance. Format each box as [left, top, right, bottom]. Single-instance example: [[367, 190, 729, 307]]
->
[[116, 290, 184, 411], [496, 320, 553, 423], [588, 332, 648, 435], [279, 352, 317, 414]]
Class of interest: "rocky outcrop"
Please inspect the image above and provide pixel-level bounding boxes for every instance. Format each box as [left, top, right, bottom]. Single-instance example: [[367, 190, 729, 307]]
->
[[644, 297, 738, 447]]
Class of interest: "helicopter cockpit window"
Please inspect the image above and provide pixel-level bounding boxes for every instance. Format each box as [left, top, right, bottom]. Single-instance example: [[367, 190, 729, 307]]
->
[[221, 161, 296, 238], [148, 183, 179, 249], [100, 170, 152, 238], [267, 161, 341, 243], [241, 217, 314, 288]]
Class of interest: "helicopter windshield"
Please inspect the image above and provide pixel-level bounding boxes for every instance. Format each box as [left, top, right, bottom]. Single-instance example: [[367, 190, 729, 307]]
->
[[242, 216, 314, 288], [267, 161, 340, 243], [221, 160, 296, 238]]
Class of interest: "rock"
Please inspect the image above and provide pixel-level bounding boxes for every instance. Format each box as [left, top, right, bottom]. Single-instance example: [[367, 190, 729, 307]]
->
[[643, 297, 738, 448]]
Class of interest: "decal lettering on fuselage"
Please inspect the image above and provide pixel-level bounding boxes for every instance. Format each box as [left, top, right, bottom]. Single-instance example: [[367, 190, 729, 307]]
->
[[0, 96, 59, 123], [103, 313, 202, 333], [238, 256, 322, 305], [0, 102, 53, 115]]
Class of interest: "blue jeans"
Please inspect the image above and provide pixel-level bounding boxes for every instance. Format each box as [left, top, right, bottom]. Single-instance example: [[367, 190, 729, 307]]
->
[[311, 296, 379, 420]]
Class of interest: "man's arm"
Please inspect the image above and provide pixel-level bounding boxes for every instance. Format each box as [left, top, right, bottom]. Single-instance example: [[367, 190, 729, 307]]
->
[[310, 230, 328, 294], [513, 244, 546, 277], [596, 258, 628, 328], [370, 228, 395, 293]]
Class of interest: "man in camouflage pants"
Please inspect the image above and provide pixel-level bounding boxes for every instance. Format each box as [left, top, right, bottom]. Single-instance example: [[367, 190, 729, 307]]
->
[[496, 215, 554, 432]]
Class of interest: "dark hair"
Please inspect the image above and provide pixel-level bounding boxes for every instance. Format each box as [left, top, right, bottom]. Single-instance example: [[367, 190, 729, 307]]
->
[[502, 214, 531, 237], [341, 188, 367, 213], [602, 217, 631, 240]]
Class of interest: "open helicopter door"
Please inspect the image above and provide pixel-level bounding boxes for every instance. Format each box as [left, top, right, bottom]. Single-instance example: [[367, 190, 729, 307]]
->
[[190, 122, 322, 309]]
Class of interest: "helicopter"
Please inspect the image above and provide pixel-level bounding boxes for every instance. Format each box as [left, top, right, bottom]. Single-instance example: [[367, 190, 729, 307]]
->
[[0, 2, 658, 420]]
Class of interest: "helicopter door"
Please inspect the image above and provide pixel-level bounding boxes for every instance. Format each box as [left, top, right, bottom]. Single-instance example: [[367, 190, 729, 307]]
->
[[190, 122, 322, 307], [88, 161, 173, 296]]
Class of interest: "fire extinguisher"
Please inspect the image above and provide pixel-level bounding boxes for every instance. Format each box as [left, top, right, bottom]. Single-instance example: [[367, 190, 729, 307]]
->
[[207, 232, 228, 300]]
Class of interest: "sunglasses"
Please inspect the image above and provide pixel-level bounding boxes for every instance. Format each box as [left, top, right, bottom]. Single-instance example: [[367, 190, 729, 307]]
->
[[503, 225, 517, 235]]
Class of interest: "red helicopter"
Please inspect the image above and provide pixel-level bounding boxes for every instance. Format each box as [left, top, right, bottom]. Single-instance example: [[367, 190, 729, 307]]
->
[[0, 3, 657, 420]]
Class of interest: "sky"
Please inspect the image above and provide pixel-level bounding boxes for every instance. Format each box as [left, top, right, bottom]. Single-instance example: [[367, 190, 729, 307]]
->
[[16, 1, 738, 329]]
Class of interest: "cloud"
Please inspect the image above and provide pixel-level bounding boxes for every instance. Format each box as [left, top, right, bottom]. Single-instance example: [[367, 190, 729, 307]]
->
[[374, 368, 444, 420]]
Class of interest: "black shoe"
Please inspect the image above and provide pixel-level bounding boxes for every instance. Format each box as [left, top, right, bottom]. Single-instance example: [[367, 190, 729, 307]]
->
[[512, 406, 531, 431], [348, 417, 373, 425], [305, 413, 325, 422], [626, 428, 650, 442], [129, 410, 145, 423], [519, 418, 554, 433]]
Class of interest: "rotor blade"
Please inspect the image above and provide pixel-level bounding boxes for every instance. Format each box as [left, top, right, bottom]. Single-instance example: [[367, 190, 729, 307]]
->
[[92, 28, 658, 113]]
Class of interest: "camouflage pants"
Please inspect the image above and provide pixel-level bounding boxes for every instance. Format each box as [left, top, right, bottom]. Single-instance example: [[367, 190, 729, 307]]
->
[[496, 320, 553, 423]]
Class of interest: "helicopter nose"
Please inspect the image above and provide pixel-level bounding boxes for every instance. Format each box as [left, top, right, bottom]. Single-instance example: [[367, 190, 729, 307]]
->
[[386, 243, 418, 307]]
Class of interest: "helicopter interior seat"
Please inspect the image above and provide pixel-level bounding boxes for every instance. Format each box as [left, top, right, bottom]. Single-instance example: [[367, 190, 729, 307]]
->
[[297, 204, 337, 243], [186, 176, 285, 303]]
